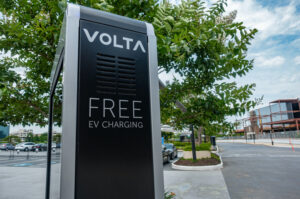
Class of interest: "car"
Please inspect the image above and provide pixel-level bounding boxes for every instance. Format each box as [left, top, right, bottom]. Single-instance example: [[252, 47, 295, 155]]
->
[[40, 143, 48, 151], [32, 143, 47, 151], [163, 143, 178, 160], [15, 142, 35, 151], [162, 145, 171, 164], [56, 143, 61, 148], [0, 143, 15, 150]]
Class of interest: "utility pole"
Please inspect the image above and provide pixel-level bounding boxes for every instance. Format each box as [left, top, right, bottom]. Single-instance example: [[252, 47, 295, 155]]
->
[[270, 131, 274, 145]]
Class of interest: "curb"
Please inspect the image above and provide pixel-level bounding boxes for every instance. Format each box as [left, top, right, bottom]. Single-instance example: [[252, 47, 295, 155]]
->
[[171, 150, 223, 171], [218, 140, 300, 149]]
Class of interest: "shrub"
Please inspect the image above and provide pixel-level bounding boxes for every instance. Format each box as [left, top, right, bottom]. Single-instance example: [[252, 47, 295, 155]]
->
[[198, 143, 211, 150], [179, 157, 199, 163], [211, 153, 220, 161], [164, 192, 176, 199], [173, 141, 191, 147], [183, 143, 211, 151]]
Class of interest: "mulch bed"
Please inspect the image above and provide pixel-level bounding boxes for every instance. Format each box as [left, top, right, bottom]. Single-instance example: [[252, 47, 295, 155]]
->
[[174, 157, 220, 166]]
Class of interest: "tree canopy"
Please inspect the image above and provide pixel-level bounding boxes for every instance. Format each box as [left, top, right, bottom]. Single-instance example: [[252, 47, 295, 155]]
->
[[0, 0, 157, 126], [0, 0, 259, 135], [2, 135, 21, 144], [155, 1, 260, 133]]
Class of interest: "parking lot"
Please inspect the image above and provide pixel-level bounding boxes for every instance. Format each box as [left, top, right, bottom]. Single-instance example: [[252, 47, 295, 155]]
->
[[220, 143, 300, 199], [0, 150, 60, 168]]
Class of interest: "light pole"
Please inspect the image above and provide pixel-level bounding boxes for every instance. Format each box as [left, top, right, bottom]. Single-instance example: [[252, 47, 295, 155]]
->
[[190, 124, 197, 161]]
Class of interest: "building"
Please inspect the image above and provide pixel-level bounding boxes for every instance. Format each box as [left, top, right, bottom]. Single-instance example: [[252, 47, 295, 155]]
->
[[236, 99, 300, 134], [12, 129, 33, 142], [0, 125, 10, 139]]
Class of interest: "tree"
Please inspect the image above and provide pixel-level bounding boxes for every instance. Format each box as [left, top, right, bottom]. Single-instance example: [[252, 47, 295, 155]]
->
[[53, 133, 61, 143], [161, 131, 174, 142], [33, 134, 40, 143], [0, 0, 158, 127], [155, 1, 260, 133], [0, 0, 259, 133], [3, 135, 21, 144], [25, 132, 34, 142], [39, 133, 48, 143]]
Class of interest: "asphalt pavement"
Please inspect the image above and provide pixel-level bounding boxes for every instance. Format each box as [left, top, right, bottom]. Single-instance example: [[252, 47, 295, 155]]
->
[[220, 142, 300, 199], [219, 138, 300, 148], [0, 150, 60, 168], [0, 150, 61, 199], [5, 143, 299, 199], [0, 167, 46, 199]]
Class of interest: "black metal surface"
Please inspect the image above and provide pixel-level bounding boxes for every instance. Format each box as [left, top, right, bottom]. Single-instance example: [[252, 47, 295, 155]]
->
[[76, 20, 154, 198], [211, 136, 216, 146], [46, 92, 54, 199], [95, 53, 137, 96], [46, 61, 62, 199]]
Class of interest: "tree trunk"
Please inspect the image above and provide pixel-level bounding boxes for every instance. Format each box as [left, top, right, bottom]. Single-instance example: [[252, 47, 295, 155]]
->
[[197, 127, 203, 145], [190, 125, 197, 160]]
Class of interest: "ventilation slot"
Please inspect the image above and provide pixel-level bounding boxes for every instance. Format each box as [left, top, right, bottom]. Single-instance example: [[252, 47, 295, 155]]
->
[[95, 53, 136, 96]]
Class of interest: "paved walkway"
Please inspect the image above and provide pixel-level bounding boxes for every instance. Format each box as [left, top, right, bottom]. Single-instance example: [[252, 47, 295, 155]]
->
[[218, 139, 300, 148], [0, 167, 46, 199], [164, 169, 230, 199], [1, 153, 230, 199]]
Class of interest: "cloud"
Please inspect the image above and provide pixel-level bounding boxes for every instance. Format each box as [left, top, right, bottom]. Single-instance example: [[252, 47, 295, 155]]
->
[[294, 56, 300, 65], [278, 71, 300, 84], [158, 69, 182, 84], [227, 0, 300, 40], [255, 56, 285, 67], [291, 38, 300, 48], [224, 0, 300, 112], [11, 67, 26, 78]]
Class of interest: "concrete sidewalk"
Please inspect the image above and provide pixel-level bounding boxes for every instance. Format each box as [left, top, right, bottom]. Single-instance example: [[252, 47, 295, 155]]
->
[[218, 139, 300, 149], [0, 166, 231, 199], [164, 170, 230, 199], [0, 167, 46, 199]]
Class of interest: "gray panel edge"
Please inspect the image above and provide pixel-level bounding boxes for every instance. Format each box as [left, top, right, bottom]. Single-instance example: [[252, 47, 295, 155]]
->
[[50, 17, 66, 86], [146, 22, 164, 199], [60, 3, 80, 199]]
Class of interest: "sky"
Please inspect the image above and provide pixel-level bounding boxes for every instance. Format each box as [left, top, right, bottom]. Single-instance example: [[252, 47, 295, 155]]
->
[[160, 0, 300, 121], [224, 0, 300, 105], [10, 0, 300, 133]]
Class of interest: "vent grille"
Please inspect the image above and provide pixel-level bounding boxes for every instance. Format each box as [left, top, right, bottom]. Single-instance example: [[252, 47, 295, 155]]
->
[[95, 53, 136, 96]]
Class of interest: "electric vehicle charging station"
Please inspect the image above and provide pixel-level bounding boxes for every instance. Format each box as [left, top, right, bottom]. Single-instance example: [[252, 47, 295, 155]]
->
[[48, 4, 163, 199]]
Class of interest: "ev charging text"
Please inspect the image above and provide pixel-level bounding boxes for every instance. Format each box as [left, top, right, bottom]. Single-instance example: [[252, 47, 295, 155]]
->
[[88, 97, 144, 129]]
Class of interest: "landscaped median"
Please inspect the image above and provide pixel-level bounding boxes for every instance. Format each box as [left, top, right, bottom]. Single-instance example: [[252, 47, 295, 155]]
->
[[171, 142, 223, 171]]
